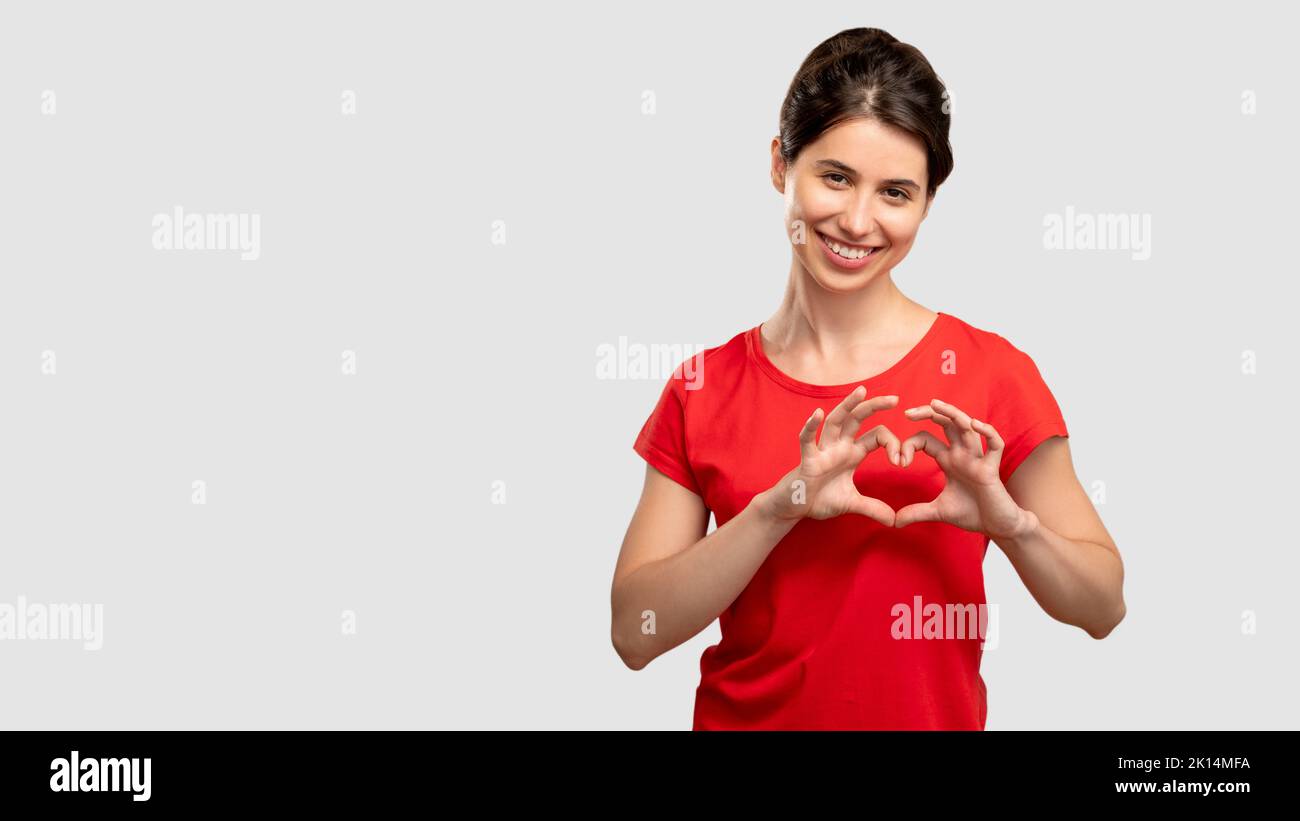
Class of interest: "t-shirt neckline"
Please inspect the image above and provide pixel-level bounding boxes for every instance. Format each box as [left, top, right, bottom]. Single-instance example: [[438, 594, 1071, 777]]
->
[[747, 312, 950, 397]]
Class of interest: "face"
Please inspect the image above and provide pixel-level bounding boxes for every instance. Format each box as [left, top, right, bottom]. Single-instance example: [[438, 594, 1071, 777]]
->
[[771, 117, 934, 293]]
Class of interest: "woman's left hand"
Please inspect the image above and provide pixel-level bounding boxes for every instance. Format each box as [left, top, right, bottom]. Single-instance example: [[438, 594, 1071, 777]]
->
[[896, 398, 1033, 540]]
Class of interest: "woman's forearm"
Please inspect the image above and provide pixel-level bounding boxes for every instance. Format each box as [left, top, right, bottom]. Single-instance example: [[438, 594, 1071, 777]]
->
[[612, 489, 798, 670], [992, 510, 1126, 639]]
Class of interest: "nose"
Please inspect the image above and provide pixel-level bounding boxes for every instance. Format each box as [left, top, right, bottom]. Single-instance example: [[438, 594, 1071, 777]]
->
[[839, 193, 880, 240]]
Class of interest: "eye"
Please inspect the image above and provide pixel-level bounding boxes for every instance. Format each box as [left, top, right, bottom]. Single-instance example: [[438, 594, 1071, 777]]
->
[[884, 188, 911, 201], [822, 173, 850, 187]]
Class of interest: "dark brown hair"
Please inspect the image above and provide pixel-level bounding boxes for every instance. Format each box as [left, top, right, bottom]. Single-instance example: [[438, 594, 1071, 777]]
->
[[778, 28, 953, 199]]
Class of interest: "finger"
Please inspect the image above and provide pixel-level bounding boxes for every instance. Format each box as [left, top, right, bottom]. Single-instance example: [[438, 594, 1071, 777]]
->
[[900, 430, 949, 469], [970, 417, 1004, 455], [854, 422, 902, 466], [822, 385, 866, 444], [929, 399, 974, 431], [849, 493, 896, 527], [929, 398, 982, 449], [845, 394, 899, 440], [894, 501, 942, 528], [903, 404, 959, 445], [799, 408, 824, 460]]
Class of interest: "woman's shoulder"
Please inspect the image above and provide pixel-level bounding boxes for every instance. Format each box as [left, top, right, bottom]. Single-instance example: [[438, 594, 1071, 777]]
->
[[939, 311, 1036, 359], [678, 324, 756, 372], [648, 325, 754, 399]]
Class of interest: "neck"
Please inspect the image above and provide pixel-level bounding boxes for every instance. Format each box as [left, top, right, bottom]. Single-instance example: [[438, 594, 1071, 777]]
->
[[765, 255, 912, 356]]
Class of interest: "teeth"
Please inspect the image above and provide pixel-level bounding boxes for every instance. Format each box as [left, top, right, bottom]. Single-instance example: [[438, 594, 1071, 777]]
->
[[822, 233, 876, 259]]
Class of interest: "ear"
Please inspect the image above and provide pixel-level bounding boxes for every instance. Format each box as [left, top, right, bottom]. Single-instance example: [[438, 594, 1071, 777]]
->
[[770, 136, 786, 194], [921, 191, 935, 220]]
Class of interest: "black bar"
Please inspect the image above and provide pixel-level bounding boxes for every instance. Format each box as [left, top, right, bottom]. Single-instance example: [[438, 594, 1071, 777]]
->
[[1, 730, 1287, 808]]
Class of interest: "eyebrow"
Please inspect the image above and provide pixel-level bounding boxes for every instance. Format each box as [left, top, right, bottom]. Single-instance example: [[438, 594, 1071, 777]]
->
[[814, 159, 921, 192]]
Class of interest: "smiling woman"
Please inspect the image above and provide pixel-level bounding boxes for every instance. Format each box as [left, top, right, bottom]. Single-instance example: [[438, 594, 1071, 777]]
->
[[611, 27, 1125, 731]]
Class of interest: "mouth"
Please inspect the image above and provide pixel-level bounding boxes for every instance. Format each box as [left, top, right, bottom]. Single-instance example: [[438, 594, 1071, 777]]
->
[[815, 230, 883, 269]]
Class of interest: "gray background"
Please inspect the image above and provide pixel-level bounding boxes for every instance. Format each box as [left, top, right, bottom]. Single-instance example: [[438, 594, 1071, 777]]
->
[[0, 0, 1294, 729]]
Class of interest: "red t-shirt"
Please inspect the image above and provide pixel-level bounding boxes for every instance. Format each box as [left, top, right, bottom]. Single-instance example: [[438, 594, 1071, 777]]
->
[[631, 311, 1069, 730]]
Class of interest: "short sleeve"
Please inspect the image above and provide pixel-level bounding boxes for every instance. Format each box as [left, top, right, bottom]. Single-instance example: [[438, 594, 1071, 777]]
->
[[632, 366, 704, 497], [987, 340, 1069, 485]]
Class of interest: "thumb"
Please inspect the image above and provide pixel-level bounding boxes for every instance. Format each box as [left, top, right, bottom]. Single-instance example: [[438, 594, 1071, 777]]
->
[[894, 501, 941, 529], [849, 494, 896, 527]]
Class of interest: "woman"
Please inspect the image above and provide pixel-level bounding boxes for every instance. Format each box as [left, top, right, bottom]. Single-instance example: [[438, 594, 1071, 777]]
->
[[610, 27, 1125, 730]]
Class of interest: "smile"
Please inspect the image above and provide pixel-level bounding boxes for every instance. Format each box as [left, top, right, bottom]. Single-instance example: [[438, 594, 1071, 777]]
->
[[816, 230, 882, 268]]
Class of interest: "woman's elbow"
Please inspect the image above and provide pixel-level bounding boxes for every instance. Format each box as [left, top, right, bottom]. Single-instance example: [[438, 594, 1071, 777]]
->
[[610, 597, 654, 670], [612, 625, 652, 670], [1087, 598, 1126, 640], [1086, 547, 1126, 639]]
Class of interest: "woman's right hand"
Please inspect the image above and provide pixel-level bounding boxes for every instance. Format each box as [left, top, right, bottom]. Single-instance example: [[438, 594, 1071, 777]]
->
[[760, 385, 902, 526]]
